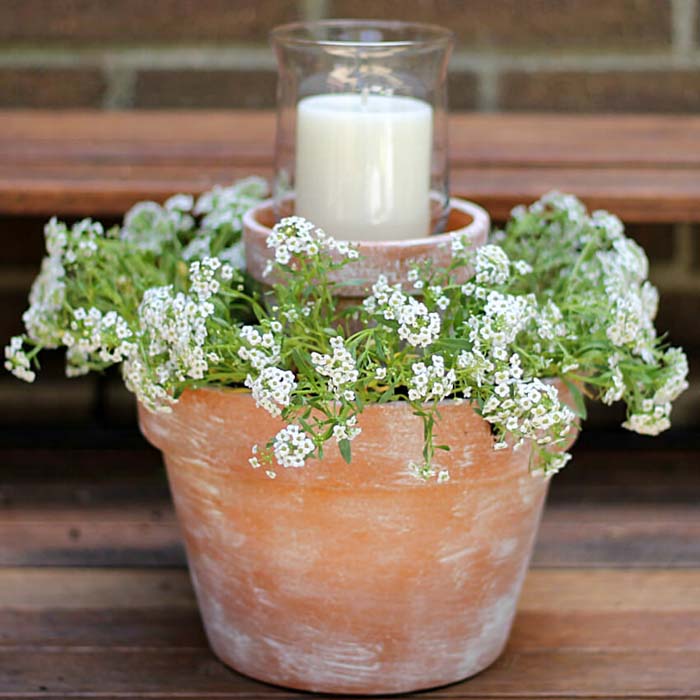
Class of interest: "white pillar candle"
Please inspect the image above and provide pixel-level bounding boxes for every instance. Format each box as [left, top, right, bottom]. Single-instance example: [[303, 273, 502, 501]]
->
[[295, 93, 432, 241]]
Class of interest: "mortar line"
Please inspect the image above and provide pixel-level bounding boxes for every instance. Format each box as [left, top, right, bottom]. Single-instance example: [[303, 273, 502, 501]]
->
[[475, 62, 499, 112], [671, 0, 699, 58], [0, 46, 698, 72], [302, 0, 330, 21], [102, 67, 136, 110]]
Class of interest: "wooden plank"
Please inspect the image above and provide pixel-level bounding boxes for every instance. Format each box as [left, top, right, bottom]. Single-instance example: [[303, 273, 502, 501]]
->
[[1, 503, 699, 568], [0, 111, 699, 222], [2, 568, 699, 611], [532, 504, 700, 568], [2, 112, 699, 169], [0, 568, 698, 697], [0, 568, 195, 609], [0, 649, 698, 697], [0, 608, 207, 647], [3, 607, 698, 653], [3, 164, 697, 222]]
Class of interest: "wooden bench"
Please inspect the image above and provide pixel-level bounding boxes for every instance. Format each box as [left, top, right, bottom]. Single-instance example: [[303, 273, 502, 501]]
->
[[1, 111, 700, 221], [0, 111, 699, 698]]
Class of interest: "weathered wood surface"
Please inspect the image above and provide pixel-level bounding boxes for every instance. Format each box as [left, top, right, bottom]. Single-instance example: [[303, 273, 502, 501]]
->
[[1, 111, 699, 222], [0, 444, 699, 697], [0, 569, 699, 696]]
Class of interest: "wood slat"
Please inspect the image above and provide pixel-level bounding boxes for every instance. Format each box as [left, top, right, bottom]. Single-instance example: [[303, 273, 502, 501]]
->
[[1, 503, 699, 568], [1, 649, 698, 697], [2, 568, 699, 612], [0, 568, 698, 697], [1, 111, 699, 221]]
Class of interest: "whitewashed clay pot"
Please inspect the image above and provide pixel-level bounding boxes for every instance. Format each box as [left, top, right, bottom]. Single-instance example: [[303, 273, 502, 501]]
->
[[139, 387, 570, 694]]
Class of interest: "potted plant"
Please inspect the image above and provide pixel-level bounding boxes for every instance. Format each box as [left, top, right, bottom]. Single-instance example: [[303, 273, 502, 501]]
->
[[5, 182, 688, 694]]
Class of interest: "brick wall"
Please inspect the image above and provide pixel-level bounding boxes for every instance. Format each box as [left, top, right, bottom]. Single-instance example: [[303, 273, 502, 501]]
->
[[0, 0, 698, 112]]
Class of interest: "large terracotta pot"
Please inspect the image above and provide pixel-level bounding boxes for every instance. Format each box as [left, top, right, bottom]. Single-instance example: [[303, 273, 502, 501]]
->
[[139, 388, 554, 695]]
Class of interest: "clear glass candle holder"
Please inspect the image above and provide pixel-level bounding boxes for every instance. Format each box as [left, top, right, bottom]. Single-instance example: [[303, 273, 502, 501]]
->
[[270, 20, 454, 241]]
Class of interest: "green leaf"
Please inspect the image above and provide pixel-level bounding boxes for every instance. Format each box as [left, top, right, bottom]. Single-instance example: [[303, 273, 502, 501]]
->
[[562, 378, 587, 420], [339, 439, 352, 464]]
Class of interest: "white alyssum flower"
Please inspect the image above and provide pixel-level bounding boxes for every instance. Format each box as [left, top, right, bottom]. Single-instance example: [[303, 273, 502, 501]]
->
[[22, 218, 105, 347], [623, 403, 671, 436], [311, 336, 359, 400], [267, 216, 359, 266], [601, 362, 625, 405], [364, 276, 441, 348], [245, 366, 296, 417], [474, 245, 511, 285], [654, 347, 689, 404], [237, 323, 281, 372], [122, 201, 191, 253], [481, 378, 575, 451], [409, 355, 456, 402], [273, 424, 315, 468], [122, 354, 176, 413], [332, 415, 361, 443], [62, 307, 135, 375], [4, 336, 35, 383]]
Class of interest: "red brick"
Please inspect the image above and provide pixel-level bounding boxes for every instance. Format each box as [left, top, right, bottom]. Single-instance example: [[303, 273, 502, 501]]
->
[[133, 69, 277, 109], [500, 70, 700, 113], [327, 0, 671, 50], [0, 68, 106, 108], [448, 72, 478, 110], [0, 0, 299, 44]]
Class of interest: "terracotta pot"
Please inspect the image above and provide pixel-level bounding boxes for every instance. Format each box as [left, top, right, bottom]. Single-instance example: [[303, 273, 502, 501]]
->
[[243, 196, 490, 294], [139, 389, 557, 695]]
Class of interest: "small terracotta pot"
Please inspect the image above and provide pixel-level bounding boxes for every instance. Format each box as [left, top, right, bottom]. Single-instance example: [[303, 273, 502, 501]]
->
[[243, 197, 490, 294], [139, 389, 557, 695]]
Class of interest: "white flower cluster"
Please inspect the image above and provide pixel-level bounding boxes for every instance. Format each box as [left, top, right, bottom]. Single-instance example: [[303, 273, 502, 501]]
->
[[181, 177, 268, 267], [273, 424, 315, 468], [481, 378, 575, 451], [245, 366, 296, 417], [138, 285, 211, 382], [623, 401, 671, 436], [266, 216, 359, 267], [47, 217, 104, 267], [194, 177, 267, 233], [621, 347, 688, 436], [122, 199, 192, 254], [189, 257, 234, 302], [465, 290, 536, 349], [601, 356, 625, 405], [62, 307, 135, 377], [126, 257, 233, 411], [22, 218, 104, 346], [123, 355, 175, 412], [332, 415, 361, 443], [311, 336, 359, 401], [4, 336, 35, 383], [363, 275, 441, 348], [237, 322, 281, 371], [474, 245, 511, 285], [409, 355, 456, 402], [534, 299, 567, 343], [654, 348, 689, 404]]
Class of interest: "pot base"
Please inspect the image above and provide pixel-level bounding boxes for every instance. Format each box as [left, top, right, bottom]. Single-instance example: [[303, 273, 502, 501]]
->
[[206, 636, 505, 695]]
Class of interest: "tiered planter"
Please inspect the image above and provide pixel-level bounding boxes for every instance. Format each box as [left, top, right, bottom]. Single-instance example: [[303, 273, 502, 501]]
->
[[138, 198, 569, 694]]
